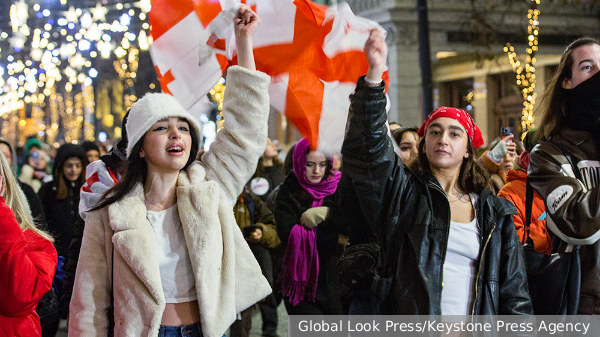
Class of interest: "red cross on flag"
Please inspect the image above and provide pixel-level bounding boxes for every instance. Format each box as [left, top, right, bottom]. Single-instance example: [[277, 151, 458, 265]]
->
[[150, 0, 389, 152]]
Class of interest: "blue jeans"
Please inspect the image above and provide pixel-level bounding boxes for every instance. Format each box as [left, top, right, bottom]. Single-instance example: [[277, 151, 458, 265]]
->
[[158, 322, 202, 337]]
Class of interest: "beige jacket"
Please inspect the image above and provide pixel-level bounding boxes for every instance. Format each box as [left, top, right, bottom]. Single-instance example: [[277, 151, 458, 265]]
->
[[69, 66, 272, 337]]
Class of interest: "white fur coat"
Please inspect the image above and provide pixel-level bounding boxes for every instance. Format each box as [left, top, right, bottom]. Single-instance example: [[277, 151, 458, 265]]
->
[[69, 66, 272, 337]]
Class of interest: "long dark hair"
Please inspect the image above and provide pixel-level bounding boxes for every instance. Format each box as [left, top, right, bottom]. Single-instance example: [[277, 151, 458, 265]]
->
[[392, 127, 419, 146], [56, 165, 86, 200], [411, 138, 492, 194], [538, 37, 600, 139], [90, 126, 199, 212]]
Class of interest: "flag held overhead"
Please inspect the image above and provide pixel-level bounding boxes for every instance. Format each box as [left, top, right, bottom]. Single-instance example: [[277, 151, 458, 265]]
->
[[150, 0, 389, 153]]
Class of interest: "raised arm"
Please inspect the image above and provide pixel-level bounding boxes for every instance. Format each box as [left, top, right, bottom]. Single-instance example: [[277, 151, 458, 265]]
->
[[234, 4, 260, 71], [340, 30, 405, 240], [202, 6, 270, 202]]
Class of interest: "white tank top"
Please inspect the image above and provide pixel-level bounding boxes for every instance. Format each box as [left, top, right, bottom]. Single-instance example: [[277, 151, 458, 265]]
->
[[146, 205, 197, 303], [441, 194, 480, 315]]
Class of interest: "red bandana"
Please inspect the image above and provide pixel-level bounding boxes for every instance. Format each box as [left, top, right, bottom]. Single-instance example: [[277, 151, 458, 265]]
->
[[417, 106, 484, 149]]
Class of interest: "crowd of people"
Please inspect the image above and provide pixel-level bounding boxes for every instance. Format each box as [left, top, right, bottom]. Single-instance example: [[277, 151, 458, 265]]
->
[[1, 6, 600, 337]]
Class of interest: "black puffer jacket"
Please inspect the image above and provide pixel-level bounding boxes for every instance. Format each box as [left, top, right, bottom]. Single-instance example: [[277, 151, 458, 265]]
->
[[340, 77, 532, 315]]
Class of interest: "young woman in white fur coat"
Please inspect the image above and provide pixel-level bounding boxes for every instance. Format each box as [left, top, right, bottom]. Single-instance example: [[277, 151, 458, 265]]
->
[[68, 6, 272, 337]]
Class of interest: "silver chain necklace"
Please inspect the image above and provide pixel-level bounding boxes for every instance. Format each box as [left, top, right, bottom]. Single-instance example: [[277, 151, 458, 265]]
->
[[446, 192, 465, 198]]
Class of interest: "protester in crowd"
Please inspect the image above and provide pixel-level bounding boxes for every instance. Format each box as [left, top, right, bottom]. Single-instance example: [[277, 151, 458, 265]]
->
[[17, 137, 43, 174], [69, 6, 272, 336], [19, 146, 51, 193], [81, 141, 100, 163], [340, 29, 532, 315], [0, 148, 57, 337], [1, 138, 57, 336], [265, 142, 296, 210], [231, 187, 280, 337], [248, 137, 284, 201], [37, 144, 87, 335], [498, 128, 552, 254], [275, 137, 347, 315], [480, 136, 519, 194], [58, 113, 129, 318], [263, 142, 296, 321], [38, 144, 87, 259], [0, 138, 46, 225], [528, 37, 600, 314], [392, 127, 420, 166]]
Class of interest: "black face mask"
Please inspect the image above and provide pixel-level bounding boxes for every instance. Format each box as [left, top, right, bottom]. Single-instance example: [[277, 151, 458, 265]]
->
[[566, 70, 600, 132]]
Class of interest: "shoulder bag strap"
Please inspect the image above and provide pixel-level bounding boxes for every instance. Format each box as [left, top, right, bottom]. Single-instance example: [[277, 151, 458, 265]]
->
[[553, 142, 584, 182], [525, 178, 535, 247]]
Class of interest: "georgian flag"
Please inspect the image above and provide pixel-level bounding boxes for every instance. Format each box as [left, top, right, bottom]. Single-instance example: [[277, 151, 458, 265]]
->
[[150, 0, 389, 152]]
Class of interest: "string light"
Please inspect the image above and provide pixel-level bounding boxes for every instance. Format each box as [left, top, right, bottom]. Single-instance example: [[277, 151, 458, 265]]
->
[[505, 0, 540, 137], [0, 0, 151, 144], [209, 78, 226, 130], [83, 85, 95, 141]]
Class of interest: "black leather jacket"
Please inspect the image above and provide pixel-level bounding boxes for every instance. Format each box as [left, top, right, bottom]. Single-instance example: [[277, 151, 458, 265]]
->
[[340, 77, 532, 315]]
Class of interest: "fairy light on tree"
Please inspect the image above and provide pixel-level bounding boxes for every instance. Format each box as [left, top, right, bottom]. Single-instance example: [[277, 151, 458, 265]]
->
[[0, 0, 153, 144], [209, 78, 226, 130], [504, 0, 540, 137]]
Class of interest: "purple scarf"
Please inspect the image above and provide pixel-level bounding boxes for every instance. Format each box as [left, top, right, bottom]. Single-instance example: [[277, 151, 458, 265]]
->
[[279, 138, 341, 306]]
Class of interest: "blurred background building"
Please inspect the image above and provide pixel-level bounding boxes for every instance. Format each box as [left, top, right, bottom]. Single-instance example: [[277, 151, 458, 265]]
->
[[347, 0, 600, 142]]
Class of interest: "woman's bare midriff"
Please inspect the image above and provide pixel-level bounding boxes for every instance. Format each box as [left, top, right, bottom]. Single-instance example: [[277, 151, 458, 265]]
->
[[161, 301, 201, 326]]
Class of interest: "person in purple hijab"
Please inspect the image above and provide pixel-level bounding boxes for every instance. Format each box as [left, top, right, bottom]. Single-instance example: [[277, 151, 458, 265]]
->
[[275, 138, 347, 315]]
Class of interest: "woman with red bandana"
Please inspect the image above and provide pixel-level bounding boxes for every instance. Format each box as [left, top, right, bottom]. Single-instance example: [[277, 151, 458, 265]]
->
[[340, 29, 532, 315]]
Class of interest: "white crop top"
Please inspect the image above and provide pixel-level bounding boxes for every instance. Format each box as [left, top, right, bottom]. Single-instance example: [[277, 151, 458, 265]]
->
[[441, 194, 480, 316], [146, 205, 197, 303]]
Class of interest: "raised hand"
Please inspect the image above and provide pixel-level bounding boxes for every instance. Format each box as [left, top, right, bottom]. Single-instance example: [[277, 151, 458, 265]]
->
[[503, 135, 517, 155], [234, 5, 261, 71], [234, 4, 261, 39], [364, 28, 387, 84]]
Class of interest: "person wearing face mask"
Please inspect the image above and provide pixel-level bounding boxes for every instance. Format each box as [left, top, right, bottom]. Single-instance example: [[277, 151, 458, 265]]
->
[[275, 137, 347, 315], [340, 29, 531, 315], [528, 37, 600, 314]]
